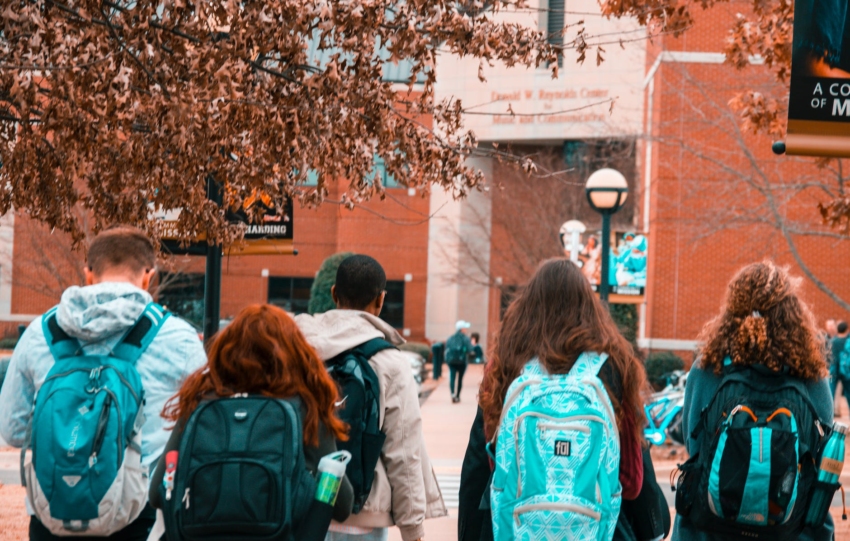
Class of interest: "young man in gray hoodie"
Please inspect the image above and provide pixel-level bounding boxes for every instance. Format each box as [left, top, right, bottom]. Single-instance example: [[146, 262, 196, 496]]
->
[[0, 226, 207, 541], [296, 255, 446, 541]]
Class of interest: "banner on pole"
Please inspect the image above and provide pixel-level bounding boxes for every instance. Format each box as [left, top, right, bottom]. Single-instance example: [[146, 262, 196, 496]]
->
[[564, 228, 647, 303], [157, 196, 295, 256], [786, 0, 850, 157]]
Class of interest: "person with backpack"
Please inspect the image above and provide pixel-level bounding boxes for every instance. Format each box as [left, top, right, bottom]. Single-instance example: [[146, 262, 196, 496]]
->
[[831, 321, 849, 414], [672, 261, 835, 541], [446, 321, 473, 403], [478, 258, 649, 541], [469, 333, 484, 365], [150, 304, 354, 540], [0, 226, 206, 540], [295, 254, 446, 541]]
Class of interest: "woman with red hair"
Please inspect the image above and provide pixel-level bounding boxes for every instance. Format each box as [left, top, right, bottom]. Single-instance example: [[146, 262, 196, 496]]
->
[[150, 304, 353, 534]]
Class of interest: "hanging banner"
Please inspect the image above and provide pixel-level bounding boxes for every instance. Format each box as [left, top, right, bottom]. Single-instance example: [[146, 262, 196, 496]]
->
[[786, 0, 850, 157], [565, 229, 647, 303], [157, 196, 295, 256]]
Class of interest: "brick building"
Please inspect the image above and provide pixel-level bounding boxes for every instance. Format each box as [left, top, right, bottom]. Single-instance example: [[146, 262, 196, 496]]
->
[[0, 180, 432, 342], [642, 0, 850, 356]]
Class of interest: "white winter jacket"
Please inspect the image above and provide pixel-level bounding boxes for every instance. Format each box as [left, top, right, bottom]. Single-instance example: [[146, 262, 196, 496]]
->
[[295, 310, 447, 541]]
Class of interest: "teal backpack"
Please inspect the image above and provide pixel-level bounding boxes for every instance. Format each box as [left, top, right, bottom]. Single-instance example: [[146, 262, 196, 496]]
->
[[490, 353, 621, 541], [22, 303, 168, 536]]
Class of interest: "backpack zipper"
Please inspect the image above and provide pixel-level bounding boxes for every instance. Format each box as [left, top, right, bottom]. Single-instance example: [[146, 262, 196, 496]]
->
[[183, 488, 190, 509], [89, 393, 113, 467], [513, 501, 601, 526]]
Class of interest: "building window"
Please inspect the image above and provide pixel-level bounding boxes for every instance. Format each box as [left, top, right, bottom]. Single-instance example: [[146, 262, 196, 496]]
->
[[158, 273, 205, 330], [546, 0, 564, 68], [381, 281, 405, 329], [268, 277, 315, 314]]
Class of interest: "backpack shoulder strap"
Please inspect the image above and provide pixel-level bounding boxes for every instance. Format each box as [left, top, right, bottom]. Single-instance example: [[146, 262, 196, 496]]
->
[[569, 351, 609, 382], [112, 303, 171, 364], [41, 306, 82, 361], [352, 337, 397, 361]]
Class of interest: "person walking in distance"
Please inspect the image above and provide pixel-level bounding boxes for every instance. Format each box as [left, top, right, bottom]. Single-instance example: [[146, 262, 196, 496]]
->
[[832, 321, 850, 415], [296, 254, 446, 541], [446, 321, 472, 403], [469, 333, 484, 365], [0, 226, 206, 541], [672, 262, 835, 541]]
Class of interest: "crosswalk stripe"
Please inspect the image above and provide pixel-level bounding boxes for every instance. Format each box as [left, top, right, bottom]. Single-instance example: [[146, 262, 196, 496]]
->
[[437, 474, 461, 508]]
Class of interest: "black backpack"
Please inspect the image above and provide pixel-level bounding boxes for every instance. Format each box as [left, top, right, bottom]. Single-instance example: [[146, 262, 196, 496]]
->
[[445, 333, 469, 365], [325, 338, 396, 513], [163, 396, 315, 541], [674, 363, 827, 541]]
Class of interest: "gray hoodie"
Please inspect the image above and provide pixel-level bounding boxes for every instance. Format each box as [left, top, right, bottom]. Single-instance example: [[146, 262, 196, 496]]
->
[[0, 282, 207, 471], [296, 309, 447, 541]]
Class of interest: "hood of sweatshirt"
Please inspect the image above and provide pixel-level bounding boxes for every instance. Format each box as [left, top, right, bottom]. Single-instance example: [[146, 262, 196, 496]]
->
[[294, 309, 405, 361], [56, 282, 152, 343]]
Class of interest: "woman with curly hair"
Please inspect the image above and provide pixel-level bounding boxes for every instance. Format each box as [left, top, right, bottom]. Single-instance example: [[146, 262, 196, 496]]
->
[[673, 262, 834, 541], [475, 258, 655, 541]]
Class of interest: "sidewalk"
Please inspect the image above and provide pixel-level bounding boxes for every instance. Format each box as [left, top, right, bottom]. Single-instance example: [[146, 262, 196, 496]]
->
[[387, 364, 484, 541]]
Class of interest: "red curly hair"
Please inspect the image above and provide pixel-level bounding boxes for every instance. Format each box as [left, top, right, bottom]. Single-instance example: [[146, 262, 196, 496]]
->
[[163, 304, 347, 446], [698, 261, 827, 380]]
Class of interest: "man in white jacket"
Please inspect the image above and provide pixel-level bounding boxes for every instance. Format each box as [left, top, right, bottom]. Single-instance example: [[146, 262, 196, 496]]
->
[[296, 255, 446, 541]]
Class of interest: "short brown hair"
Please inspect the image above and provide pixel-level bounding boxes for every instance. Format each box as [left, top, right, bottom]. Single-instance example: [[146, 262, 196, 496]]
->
[[87, 226, 156, 277]]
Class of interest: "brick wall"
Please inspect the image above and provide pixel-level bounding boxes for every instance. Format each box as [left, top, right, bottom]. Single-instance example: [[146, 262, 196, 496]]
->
[[645, 5, 850, 342]]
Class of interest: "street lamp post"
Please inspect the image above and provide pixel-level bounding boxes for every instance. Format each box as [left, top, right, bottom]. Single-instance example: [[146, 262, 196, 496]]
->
[[585, 168, 628, 303]]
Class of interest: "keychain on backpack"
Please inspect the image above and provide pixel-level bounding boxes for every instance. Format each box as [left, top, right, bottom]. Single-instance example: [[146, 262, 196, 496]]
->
[[164, 451, 178, 501]]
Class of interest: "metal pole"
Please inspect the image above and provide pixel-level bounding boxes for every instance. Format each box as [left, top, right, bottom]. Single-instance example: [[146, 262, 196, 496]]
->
[[599, 210, 611, 303], [203, 176, 222, 344]]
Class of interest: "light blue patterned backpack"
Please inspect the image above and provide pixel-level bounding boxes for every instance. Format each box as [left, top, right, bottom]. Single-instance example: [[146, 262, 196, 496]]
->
[[491, 352, 621, 541]]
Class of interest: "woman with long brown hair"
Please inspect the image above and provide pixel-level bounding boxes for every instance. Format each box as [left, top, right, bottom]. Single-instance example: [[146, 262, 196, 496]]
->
[[150, 304, 353, 536], [476, 258, 651, 541], [673, 262, 834, 541]]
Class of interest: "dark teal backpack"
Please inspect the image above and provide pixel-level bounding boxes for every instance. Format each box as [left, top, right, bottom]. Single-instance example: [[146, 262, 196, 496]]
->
[[23, 303, 168, 536], [162, 396, 316, 541], [674, 362, 826, 540]]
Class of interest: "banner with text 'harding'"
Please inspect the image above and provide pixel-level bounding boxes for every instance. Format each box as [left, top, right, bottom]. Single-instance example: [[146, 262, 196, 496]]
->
[[158, 196, 294, 256], [787, 0, 850, 156]]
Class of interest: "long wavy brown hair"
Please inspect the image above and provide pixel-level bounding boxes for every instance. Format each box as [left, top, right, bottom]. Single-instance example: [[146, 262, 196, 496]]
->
[[479, 258, 648, 446], [698, 261, 826, 380], [163, 304, 348, 445]]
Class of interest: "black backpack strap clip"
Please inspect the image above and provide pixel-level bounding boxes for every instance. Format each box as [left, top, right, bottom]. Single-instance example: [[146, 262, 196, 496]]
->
[[42, 306, 82, 362]]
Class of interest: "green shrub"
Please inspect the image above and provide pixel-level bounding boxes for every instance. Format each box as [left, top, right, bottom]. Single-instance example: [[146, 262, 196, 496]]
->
[[609, 303, 638, 350], [308, 252, 353, 315], [0, 337, 18, 349], [399, 342, 432, 362], [645, 351, 685, 390]]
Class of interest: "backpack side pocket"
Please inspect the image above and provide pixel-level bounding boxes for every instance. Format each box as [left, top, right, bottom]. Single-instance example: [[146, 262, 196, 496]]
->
[[674, 453, 702, 519]]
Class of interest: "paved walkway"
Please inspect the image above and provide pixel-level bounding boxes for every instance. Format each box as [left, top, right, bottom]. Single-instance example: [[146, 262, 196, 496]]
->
[[387, 363, 484, 541]]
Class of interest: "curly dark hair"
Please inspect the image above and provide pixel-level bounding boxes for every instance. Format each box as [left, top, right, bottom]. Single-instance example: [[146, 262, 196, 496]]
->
[[698, 261, 826, 380]]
